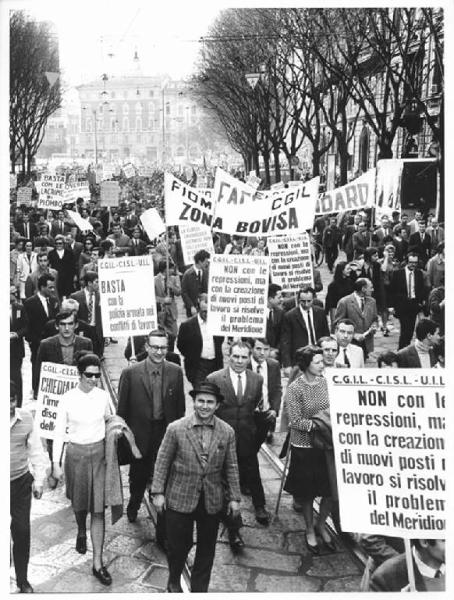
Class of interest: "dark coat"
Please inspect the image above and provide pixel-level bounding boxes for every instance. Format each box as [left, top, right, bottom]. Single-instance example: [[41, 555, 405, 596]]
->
[[396, 345, 436, 368], [70, 289, 103, 343], [408, 231, 432, 263], [265, 307, 284, 349], [247, 357, 282, 415], [389, 268, 426, 317], [127, 239, 148, 256], [176, 315, 224, 383], [10, 303, 28, 361], [280, 306, 330, 367], [23, 294, 59, 348], [370, 554, 428, 592], [48, 247, 76, 297], [207, 368, 262, 458], [181, 266, 208, 315], [117, 359, 185, 457]]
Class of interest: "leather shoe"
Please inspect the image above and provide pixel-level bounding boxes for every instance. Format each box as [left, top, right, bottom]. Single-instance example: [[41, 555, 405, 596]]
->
[[18, 581, 34, 593], [305, 533, 320, 555], [166, 581, 183, 592], [127, 505, 138, 523], [314, 524, 336, 552], [228, 530, 245, 553], [92, 566, 112, 586], [76, 534, 87, 554], [255, 507, 271, 525]]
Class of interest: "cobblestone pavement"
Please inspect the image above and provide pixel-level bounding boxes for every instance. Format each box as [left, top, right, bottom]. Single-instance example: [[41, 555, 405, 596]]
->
[[12, 256, 402, 593]]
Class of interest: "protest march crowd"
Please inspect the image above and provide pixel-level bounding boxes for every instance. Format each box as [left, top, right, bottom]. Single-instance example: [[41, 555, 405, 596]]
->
[[10, 164, 445, 593]]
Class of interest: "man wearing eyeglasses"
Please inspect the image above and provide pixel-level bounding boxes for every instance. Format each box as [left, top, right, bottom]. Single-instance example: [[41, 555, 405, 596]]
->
[[117, 330, 185, 528]]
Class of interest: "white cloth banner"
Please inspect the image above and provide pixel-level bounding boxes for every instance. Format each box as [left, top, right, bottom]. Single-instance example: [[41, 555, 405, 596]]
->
[[207, 254, 269, 337], [267, 232, 314, 291], [179, 223, 215, 265], [98, 255, 157, 337], [37, 173, 66, 209], [375, 159, 404, 222], [140, 208, 166, 241], [328, 369, 446, 538], [66, 210, 93, 232], [315, 168, 376, 216], [36, 362, 79, 439], [165, 173, 214, 227], [212, 168, 319, 236], [63, 182, 91, 204]]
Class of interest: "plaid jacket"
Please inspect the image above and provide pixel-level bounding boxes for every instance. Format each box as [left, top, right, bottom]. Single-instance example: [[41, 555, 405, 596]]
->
[[151, 414, 241, 514]]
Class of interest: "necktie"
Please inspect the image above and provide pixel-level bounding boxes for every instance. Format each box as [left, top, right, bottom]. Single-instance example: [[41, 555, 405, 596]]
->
[[197, 270, 201, 284], [343, 349, 351, 368], [434, 569, 442, 579], [360, 298, 365, 312], [88, 292, 94, 324], [237, 374, 243, 404], [408, 271, 414, 299], [256, 364, 261, 374], [45, 298, 50, 317], [307, 311, 316, 345], [151, 370, 161, 416]]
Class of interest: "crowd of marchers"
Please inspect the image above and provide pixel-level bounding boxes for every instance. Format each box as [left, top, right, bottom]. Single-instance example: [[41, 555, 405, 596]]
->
[[10, 177, 445, 593]]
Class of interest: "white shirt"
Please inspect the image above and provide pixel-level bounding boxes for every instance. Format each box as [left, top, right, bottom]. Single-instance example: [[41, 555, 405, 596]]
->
[[299, 306, 316, 344], [413, 546, 445, 578], [229, 368, 246, 398], [53, 386, 111, 462], [335, 344, 365, 368], [37, 291, 49, 316], [250, 357, 268, 410], [198, 314, 215, 359], [354, 291, 364, 310], [56, 248, 64, 259], [405, 266, 415, 298]]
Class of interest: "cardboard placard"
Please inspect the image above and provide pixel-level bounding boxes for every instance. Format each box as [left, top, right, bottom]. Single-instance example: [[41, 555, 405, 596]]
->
[[328, 369, 446, 538], [36, 362, 79, 439], [98, 255, 157, 337], [207, 254, 269, 336], [179, 223, 215, 265], [267, 232, 314, 291], [17, 187, 33, 206], [140, 208, 166, 241], [100, 180, 120, 207], [37, 173, 66, 209]]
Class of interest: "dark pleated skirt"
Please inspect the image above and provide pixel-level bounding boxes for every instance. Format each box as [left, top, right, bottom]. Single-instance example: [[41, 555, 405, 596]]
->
[[64, 439, 106, 513], [284, 445, 331, 500]]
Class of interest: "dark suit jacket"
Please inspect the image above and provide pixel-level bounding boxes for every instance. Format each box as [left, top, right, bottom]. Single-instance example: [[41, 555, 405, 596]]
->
[[16, 221, 38, 240], [50, 220, 71, 237], [127, 239, 148, 256], [370, 554, 428, 592], [48, 248, 76, 297], [117, 359, 185, 457], [389, 268, 426, 316], [181, 266, 208, 315], [10, 303, 28, 361], [280, 306, 329, 367], [150, 414, 240, 514], [396, 345, 436, 368], [42, 317, 94, 345], [23, 294, 59, 347], [207, 368, 263, 458], [333, 293, 378, 354], [408, 231, 431, 262], [70, 289, 103, 342], [265, 307, 284, 349], [248, 358, 282, 415], [34, 334, 92, 392], [176, 315, 224, 383], [352, 231, 369, 255]]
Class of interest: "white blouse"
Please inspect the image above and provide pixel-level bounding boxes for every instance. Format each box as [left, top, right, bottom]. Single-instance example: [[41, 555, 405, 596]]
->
[[53, 386, 111, 462]]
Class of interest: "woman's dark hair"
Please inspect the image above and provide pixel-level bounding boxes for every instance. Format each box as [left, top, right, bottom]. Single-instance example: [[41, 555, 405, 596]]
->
[[377, 351, 399, 368], [75, 351, 101, 374], [83, 237, 95, 250], [295, 345, 323, 372], [364, 247, 378, 262], [333, 261, 348, 283]]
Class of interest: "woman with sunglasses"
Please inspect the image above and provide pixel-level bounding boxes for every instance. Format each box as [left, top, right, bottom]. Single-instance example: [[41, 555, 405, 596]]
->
[[52, 351, 113, 586]]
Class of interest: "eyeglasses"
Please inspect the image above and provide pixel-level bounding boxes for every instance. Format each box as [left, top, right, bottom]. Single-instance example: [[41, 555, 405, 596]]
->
[[148, 345, 168, 352], [83, 372, 101, 379]]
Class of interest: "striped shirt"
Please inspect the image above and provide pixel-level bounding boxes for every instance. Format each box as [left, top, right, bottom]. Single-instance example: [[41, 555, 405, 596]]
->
[[10, 408, 48, 485]]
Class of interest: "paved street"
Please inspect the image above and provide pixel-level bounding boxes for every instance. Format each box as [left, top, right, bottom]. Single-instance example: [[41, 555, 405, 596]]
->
[[11, 256, 404, 593]]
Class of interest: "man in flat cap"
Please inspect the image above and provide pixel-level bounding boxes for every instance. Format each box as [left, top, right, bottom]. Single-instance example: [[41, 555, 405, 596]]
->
[[151, 380, 241, 593]]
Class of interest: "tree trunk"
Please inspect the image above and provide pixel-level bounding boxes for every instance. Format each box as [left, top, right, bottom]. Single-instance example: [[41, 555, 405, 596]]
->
[[262, 150, 271, 187], [312, 149, 321, 177], [252, 148, 260, 176], [338, 141, 349, 186], [273, 145, 281, 182]]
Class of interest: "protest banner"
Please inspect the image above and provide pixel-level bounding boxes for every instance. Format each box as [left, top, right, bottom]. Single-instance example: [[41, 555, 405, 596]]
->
[[315, 168, 376, 216], [102, 164, 114, 180], [16, 187, 33, 206], [267, 232, 314, 291], [63, 181, 91, 205], [165, 172, 214, 227], [66, 209, 93, 232], [375, 159, 404, 223], [196, 188, 213, 198], [327, 369, 446, 538], [123, 162, 136, 179], [37, 173, 66, 209], [212, 168, 319, 236], [179, 223, 215, 265], [140, 166, 153, 177], [207, 254, 269, 336], [10, 173, 17, 189], [100, 180, 120, 207], [36, 362, 79, 439], [245, 171, 261, 189], [140, 207, 166, 241], [98, 255, 157, 337]]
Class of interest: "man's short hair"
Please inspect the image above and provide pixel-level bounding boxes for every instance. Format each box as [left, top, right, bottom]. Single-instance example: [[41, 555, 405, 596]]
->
[[335, 318, 355, 330], [406, 251, 419, 262], [157, 259, 167, 274], [83, 271, 98, 285], [415, 318, 438, 341], [229, 340, 251, 355], [61, 298, 80, 314], [100, 239, 114, 252], [435, 242, 444, 254], [268, 283, 282, 299], [317, 335, 338, 348], [194, 249, 210, 264], [56, 310, 77, 325], [353, 278, 369, 293], [197, 293, 208, 304], [364, 247, 378, 261], [250, 338, 270, 348], [147, 329, 168, 341], [298, 285, 315, 298], [37, 273, 54, 289], [377, 351, 399, 368]]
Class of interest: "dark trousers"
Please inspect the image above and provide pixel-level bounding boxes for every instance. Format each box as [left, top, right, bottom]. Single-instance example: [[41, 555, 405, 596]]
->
[[29, 341, 39, 397], [166, 495, 220, 593], [325, 247, 338, 271], [11, 471, 33, 585], [128, 420, 167, 512], [191, 359, 218, 388], [397, 301, 420, 349], [238, 452, 265, 509], [88, 325, 105, 359], [254, 411, 275, 452], [10, 357, 23, 407]]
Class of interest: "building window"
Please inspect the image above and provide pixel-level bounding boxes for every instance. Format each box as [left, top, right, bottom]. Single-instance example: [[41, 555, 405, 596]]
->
[[136, 117, 142, 131], [358, 126, 370, 174], [123, 117, 129, 131], [135, 101, 142, 113]]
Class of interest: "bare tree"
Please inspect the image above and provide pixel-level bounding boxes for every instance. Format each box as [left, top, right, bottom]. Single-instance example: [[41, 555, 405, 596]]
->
[[10, 11, 62, 177]]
